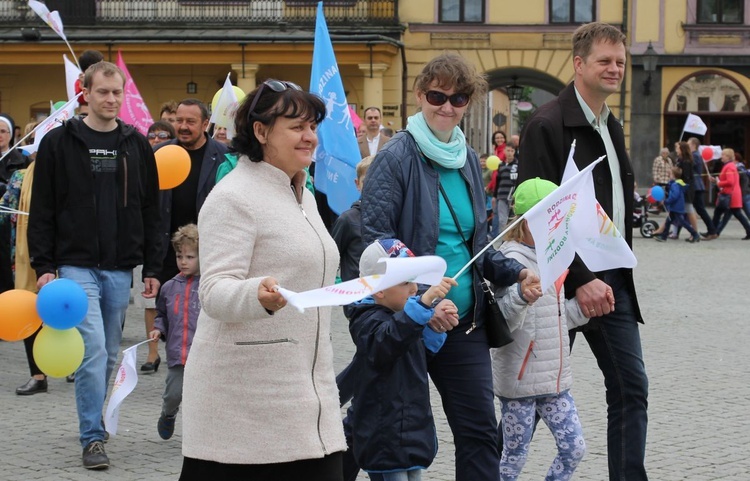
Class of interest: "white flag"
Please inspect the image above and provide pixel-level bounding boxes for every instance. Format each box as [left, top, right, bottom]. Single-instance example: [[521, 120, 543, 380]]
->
[[63, 54, 82, 102], [209, 73, 240, 140], [561, 143, 637, 274], [23, 93, 80, 156], [524, 158, 604, 291], [683, 113, 708, 135], [104, 344, 140, 436], [278, 256, 447, 312], [28, 0, 67, 40]]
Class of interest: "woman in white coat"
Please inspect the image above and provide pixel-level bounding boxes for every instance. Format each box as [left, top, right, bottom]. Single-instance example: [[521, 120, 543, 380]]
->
[[179, 80, 346, 480]]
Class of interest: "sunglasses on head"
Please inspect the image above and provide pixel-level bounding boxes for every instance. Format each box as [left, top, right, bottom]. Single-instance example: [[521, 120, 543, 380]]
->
[[147, 132, 171, 140], [247, 79, 303, 118], [425, 90, 470, 108]]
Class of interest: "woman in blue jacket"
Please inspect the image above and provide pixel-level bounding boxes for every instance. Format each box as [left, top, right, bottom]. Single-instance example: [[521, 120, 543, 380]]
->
[[360, 53, 540, 481]]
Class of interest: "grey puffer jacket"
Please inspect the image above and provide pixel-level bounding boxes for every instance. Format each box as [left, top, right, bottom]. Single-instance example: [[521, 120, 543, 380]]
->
[[491, 241, 588, 399]]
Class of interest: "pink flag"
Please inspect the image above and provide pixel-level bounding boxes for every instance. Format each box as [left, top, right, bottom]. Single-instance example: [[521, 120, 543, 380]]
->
[[116, 51, 153, 136], [349, 106, 362, 132]]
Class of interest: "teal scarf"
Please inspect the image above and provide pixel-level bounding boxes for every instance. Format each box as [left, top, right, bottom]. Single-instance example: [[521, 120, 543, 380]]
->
[[406, 112, 467, 169]]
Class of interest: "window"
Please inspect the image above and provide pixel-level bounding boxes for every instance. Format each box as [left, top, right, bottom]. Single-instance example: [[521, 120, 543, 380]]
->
[[550, 0, 594, 24], [440, 0, 484, 23], [697, 0, 743, 23]]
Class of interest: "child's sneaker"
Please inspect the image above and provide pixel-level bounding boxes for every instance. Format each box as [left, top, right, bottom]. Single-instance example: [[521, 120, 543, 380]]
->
[[158, 413, 176, 440]]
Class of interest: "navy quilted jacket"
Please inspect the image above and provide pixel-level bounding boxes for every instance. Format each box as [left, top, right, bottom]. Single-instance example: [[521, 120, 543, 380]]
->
[[360, 131, 524, 329]]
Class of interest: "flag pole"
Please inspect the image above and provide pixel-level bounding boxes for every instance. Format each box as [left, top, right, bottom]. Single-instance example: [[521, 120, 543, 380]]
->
[[452, 214, 525, 281]]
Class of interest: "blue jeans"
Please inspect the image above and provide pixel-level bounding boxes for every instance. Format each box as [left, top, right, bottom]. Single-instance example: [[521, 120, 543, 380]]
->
[[570, 270, 648, 481], [428, 322, 499, 481], [59, 266, 132, 448]]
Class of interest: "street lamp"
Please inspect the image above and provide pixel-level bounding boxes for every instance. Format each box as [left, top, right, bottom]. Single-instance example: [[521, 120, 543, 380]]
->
[[507, 76, 523, 137], [642, 41, 658, 96]]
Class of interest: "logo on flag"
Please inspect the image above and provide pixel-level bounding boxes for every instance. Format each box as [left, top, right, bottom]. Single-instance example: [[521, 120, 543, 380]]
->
[[104, 343, 142, 436], [116, 51, 154, 136], [22, 94, 80, 156], [683, 113, 707, 136], [309, 1, 361, 215]]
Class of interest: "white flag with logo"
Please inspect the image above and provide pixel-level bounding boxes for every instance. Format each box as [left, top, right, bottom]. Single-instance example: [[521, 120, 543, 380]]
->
[[63, 54, 82, 102], [683, 113, 708, 135], [561, 142, 637, 273], [28, 0, 67, 40], [104, 343, 141, 436], [523, 158, 603, 291], [23, 94, 80, 156]]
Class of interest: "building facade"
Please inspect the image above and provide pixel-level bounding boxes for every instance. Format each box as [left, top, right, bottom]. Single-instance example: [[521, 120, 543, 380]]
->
[[1, 0, 748, 189]]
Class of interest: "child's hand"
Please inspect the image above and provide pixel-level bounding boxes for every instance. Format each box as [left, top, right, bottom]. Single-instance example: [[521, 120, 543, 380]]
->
[[519, 270, 543, 304], [148, 329, 161, 341], [421, 277, 457, 306]]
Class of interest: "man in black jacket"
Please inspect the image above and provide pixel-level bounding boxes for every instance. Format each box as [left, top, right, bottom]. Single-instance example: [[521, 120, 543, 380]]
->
[[518, 23, 649, 481], [29, 61, 162, 471]]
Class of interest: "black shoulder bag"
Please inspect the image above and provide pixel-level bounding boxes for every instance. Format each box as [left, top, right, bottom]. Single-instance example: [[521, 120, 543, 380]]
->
[[433, 167, 514, 348]]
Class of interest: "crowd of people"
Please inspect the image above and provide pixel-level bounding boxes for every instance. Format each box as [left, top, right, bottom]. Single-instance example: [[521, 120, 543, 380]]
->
[[17, 20, 747, 481]]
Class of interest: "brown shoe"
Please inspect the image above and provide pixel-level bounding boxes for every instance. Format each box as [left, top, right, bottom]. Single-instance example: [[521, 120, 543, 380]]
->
[[703, 234, 718, 240]]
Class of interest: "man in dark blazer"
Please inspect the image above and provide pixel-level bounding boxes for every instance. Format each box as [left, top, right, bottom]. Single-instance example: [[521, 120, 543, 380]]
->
[[357, 107, 391, 158], [517, 22, 649, 481]]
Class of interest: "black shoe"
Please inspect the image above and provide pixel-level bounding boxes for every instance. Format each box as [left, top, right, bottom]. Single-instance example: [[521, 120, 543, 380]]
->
[[686, 236, 700, 243], [743, 235, 750, 240], [16, 377, 47, 395], [158, 413, 176, 440], [140, 356, 161, 374], [654, 236, 666, 242], [82, 441, 109, 470], [66, 373, 75, 383]]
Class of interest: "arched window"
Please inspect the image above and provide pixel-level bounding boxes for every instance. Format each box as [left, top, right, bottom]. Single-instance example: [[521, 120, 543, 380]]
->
[[666, 72, 748, 113]]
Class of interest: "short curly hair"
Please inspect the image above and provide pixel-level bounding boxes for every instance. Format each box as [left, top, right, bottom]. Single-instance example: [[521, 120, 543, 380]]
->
[[413, 53, 487, 103], [171, 223, 199, 253]]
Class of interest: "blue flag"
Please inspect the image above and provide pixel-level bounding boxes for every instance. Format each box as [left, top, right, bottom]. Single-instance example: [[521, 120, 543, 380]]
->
[[310, 1, 361, 215]]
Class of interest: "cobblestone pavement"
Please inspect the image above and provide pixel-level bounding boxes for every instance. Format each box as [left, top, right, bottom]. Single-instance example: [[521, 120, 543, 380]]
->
[[1, 212, 748, 480]]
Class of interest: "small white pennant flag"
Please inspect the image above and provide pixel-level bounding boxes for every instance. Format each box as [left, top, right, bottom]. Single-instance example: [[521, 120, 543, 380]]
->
[[23, 93, 80, 156], [104, 342, 144, 436], [63, 54, 82, 102], [683, 113, 708, 135], [523, 158, 604, 291], [209, 73, 240, 140], [278, 256, 447, 312], [28, 0, 67, 40]]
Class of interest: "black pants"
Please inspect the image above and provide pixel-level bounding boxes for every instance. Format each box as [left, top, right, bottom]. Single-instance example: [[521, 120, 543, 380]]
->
[[180, 452, 344, 481]]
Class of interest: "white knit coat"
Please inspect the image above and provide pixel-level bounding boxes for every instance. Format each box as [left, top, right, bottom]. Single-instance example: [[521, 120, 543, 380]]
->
[[490, 241, 589, 399], [181, 157, 347, 464]]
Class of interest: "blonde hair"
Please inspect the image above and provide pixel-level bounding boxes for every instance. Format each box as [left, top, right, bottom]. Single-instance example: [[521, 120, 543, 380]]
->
[[357, 155, 374, 180], [502, 216, 526, 243], [171, 223, 199, 253], [722, 148, 735, 159]]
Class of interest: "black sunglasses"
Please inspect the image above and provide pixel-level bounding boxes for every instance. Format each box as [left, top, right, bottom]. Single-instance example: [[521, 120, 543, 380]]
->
[[425, 90, 470, 108], [147, 132, 171, 140], [247, 79, 303, 118]]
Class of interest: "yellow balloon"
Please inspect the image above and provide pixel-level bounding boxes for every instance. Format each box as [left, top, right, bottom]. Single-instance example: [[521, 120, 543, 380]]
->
[[0, 289, 43, 342], [486, 155, 501, 171], [155, 144, 191, 190], [33, 325, 85, 378], [211, 86, 246, 112]]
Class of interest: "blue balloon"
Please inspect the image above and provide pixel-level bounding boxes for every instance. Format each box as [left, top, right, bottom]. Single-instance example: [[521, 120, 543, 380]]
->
[[650, 185, 665, 202], [36, 278, 89, 330]]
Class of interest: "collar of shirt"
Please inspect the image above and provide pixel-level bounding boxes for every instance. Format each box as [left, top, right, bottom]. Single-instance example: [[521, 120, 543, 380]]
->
[[574, 86, 611, 132]]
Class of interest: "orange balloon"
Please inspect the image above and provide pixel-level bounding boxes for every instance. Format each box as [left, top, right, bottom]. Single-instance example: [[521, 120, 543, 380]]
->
[[154, 144, 191, 190], [0, 289, 43, 341]]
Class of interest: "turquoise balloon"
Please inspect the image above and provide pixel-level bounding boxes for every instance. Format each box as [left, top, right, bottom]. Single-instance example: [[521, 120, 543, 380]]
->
[[36, 278, 89, 330]]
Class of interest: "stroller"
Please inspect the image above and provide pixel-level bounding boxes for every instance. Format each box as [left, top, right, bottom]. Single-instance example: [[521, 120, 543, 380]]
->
[[633, 192, 659, 238]]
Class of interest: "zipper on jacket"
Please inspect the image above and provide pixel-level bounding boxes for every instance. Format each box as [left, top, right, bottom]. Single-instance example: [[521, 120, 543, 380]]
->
[[517, 340, 535, 380], [181, 277, 192, 365], [289, 183, 328, 454], [122, 151, 128, 207], [557, 302, 563, 393], [235, 338, 299, 345]]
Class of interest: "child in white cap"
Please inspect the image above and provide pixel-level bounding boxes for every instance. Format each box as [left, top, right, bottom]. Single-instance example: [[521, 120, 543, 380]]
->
[[348, 238, 457, 481], [491, 178, 591, 481]]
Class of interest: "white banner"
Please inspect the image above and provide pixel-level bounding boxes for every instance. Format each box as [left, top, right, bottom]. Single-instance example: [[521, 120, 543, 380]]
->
[[104, 341, 147, 436], [683, 113, 708, 135], [23, 93, 80, 155], [278, 256, 447, 312], [209, 72, 240, 140], [63, 54, 82, 102]]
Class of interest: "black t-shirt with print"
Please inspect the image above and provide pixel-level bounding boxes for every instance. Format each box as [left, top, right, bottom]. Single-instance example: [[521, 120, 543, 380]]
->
[[78, 122, 119, 269]]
